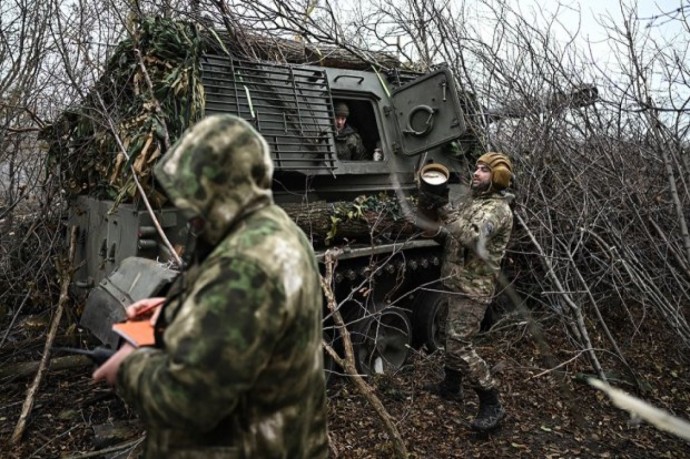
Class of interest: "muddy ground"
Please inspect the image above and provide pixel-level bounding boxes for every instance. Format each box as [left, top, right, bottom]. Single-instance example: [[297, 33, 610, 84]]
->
[[1, 309, 689, 458]]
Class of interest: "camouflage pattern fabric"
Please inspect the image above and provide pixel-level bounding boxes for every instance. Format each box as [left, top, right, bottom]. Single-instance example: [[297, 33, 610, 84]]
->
[[438, 191, 513, 299], [437, 190, 513, 390], [116, 114, 328, 459], [444, 293, 495, 390], [335, 125, 367, 161], [153, 114, 274, 246]]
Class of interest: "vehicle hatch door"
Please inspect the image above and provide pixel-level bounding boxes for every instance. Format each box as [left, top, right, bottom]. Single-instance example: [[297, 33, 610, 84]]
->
[[391, 68, 466, 156]]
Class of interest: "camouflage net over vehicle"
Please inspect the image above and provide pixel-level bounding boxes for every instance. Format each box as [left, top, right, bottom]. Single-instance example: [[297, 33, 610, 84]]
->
[[42, 17, 407, 205], [41, 17, 421, 245], [43, 17, 206, 204], [281, 193, 423, 246]]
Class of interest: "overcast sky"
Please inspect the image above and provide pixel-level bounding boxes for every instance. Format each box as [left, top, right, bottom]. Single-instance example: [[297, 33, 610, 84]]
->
[[504, 0, 686, 61]]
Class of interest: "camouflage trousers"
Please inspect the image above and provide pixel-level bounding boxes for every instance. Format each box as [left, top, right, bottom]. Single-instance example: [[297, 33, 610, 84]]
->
[[443, 293, 496, 390]]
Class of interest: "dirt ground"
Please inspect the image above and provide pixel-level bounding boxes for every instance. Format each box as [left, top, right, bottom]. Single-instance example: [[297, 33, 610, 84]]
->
[[1, 310, 689, 458]]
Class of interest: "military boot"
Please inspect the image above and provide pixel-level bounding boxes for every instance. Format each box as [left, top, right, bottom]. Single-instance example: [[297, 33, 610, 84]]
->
[[422, 367, 463, 401], [471, 387, 505, 431]]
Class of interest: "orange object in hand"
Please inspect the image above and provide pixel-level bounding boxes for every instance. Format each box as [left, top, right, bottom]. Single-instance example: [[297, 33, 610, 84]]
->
[[112, 320, 156, 347]]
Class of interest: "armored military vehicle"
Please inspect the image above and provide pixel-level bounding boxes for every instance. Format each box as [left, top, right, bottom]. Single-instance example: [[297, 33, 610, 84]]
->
[[49, 19, 596, 375], [71, 64, 463, 372]]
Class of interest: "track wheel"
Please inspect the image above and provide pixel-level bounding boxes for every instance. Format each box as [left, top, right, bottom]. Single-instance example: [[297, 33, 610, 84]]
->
[[412, 290, 448, 353], [354, 306, 412, 375]]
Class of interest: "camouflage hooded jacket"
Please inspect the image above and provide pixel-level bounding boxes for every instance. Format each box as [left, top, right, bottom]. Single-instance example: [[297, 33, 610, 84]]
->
[[116, 115, 328, 459], [437, 190, 514, 301], [335, 125, 367, 161]]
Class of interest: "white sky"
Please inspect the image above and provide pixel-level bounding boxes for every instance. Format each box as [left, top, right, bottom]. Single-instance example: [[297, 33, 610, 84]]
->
[[504, 0, 687, 64]]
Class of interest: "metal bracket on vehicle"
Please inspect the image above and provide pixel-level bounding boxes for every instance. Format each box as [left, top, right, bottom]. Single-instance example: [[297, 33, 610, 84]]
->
[[79, 257, 179, 348]]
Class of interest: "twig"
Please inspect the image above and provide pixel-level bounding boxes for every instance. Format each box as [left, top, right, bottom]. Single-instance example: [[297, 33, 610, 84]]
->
[[61, 437, 145, 459], [527, 350, 587, 380], [10, 226, 78, 445], [515, 209, 606, 381], [93, 91, 182, 268], [1, 239, 56, 350], [566, 231, 634, 379], [646, 215, 690, 280], [320, 248, 409, 459], [0, 355, 91, 382], [27, 425, 81, 458], [134, 48, 171, 151], [0, 290, 31, 349]]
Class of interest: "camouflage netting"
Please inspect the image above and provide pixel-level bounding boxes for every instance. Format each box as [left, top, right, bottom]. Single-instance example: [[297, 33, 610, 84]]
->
[[281, 193, 424, 246], [44, 17, 206, 203], [40, 16, 423, 246], [42, 17, 406, 206]]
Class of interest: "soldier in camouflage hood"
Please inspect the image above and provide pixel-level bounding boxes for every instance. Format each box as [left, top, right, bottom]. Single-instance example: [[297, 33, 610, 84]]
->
[[94, 114, 328, 458], [422, 152, 514, 432]]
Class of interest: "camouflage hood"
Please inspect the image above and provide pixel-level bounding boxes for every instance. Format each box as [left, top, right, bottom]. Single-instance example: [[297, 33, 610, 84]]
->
[[154, 115, 274, 245]]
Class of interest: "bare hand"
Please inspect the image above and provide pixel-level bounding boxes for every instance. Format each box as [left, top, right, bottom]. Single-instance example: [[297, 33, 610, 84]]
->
[[92, 343, 135, 386], [126, 297, 165, 325]]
